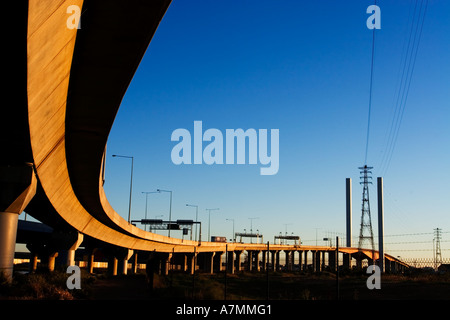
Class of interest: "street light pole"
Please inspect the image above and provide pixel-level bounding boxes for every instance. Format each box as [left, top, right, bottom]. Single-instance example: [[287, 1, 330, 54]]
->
[[226, 219, 235, 242], [248, 217, 259, 244], [142, 191, 159, 231], [186, 204, 199, 241], [206, 208, 219, 241], [112, 154, 134, 223], [157, 189, 172, 237]]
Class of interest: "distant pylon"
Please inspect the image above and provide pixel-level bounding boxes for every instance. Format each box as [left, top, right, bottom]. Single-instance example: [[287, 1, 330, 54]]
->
[[434, 228, 442, 270], [358, 165, 375, 253]]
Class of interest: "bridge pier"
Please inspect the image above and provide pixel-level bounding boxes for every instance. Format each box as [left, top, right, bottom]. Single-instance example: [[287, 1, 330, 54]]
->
[[234, 251, 242, 272], [298, 251, 303, 271], [131, 251, 139, 274], [313, 251, 321, 272], [203, 252, 215, 274], [87, 248, 97, 274], [108, 256, 118, 276], [328, 250, 336, 271], [304, 250, 309, 271], [254, 251, 261, 272], [213, 252, 223, 273], [261, 250, 267, 272], [159, 252, 172, 276], [55, 231, 84, 268], [343, 253, 351, 270], [119, 249, 134, 275], [0, 164, 37, 282], [227, 251, 235, 274], [106, 247, 133, 275], [275, 251, 280, 271], [246, 251, 252, 272], [188, 252, 197, 275]]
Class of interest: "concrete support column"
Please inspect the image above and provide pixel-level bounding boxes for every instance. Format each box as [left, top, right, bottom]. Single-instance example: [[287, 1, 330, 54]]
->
[[182, 254, 188, 272], [284, 251, 291, 271], [321, 251, 326, 271], [187, 253, 197, 275], [88, 251, 96, 274], [343, 253, 351, 269], [275, 251, 280, 271], [0, 212, 20, 278], [131, 251, 138, 274], [346, 178, 352, 248], [298, 251, 303, 271], [304, 251, 308, 271], [328, 251, 336, 271], [109, 257, 118, 276], [227, 251, 235, 274], [0, 164, 37, 282], [247, 251, 253, 272], [270, 251, 276, 271], [60, 232, 84, 267], [160, 252, 172, 276], [204, 252, 215, 274], [118, 249, 134, 275], [254, 251, 261, 272], [47, 252, 59, 272], [234, 251, 242, 272], [291, 251, 296, 270], [356, 258, 363, 270], [314, 251, 321, 272], [213, 252, 223, 273], [29, 252, 38, 273], [261, 250, 266, 272], [284, 251, 289, 270], [385, 259, 391, 273]]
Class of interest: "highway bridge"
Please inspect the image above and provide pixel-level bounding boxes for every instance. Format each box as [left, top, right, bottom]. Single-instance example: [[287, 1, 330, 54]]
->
[[1, 0, 407, 282]]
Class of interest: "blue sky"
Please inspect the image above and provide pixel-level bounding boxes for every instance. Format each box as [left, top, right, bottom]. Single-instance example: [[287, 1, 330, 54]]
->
[[102, 0, 450, 259]]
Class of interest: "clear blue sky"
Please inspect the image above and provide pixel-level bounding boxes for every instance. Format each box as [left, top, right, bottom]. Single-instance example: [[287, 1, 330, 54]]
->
[[102, 0, 450, 260]]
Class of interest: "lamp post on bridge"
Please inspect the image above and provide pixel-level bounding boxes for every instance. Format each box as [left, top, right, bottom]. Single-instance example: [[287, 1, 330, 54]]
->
[[206, 208, 219, 241], [226, 218, 235, 242], [157, 189, 172, 237], [248, 217, 259, 243], [186, 204, 199, 241], [142, 191, 159, 231], [112, 154, 134, 223]]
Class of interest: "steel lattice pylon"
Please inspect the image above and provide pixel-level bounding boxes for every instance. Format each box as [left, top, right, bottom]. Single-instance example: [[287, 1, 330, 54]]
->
[[434, 228, 442, 270], [358, 165, 375, 252]]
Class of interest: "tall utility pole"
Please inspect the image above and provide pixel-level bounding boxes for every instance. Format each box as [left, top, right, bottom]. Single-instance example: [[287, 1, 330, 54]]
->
[[434, 228, 442, 270], [358, 165, 375, 253], [206, 208, 219, 241]]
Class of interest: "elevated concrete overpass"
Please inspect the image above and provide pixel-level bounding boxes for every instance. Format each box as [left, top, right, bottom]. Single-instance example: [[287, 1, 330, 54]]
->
[[1, 0, 407, 281]]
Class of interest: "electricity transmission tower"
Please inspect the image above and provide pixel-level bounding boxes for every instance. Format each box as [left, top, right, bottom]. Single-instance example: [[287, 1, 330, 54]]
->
[[358, 165, 375, 252], [434, 228, 442, 270]]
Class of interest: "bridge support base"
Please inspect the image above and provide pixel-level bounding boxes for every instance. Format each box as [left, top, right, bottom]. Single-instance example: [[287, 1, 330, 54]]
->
[[0, 212, 20, 281], [0, 164, 37, 282]]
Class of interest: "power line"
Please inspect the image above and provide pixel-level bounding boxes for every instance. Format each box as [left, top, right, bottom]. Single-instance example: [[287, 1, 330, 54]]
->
[[378, 0, 429, 176], [364, 0, 377, 165]]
